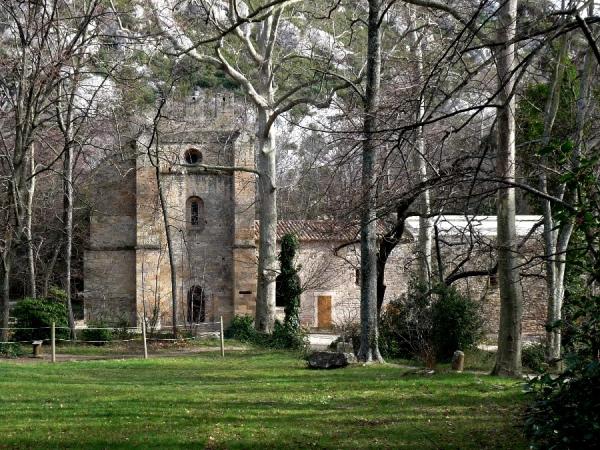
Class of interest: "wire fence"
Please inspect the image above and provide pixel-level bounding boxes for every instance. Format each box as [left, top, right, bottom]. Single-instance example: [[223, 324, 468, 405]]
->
[[0, 317, 226, 361]]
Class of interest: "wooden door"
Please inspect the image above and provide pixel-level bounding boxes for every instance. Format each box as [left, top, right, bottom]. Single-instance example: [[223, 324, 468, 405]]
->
[[317, 295, 332, 329]]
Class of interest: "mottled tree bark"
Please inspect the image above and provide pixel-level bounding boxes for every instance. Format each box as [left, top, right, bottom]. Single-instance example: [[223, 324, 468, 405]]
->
[[492, 0, 523, 377], [255, 110, 278, 333], [539, 30, 569, 367], [409, 7, 432, 287], [26, 143, 37, 298], [358, 0, 383, 363]]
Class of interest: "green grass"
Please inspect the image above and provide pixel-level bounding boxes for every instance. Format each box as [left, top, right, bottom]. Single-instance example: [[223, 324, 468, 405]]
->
[[8, 337, 246, 357], [0, 351, 528, 449]]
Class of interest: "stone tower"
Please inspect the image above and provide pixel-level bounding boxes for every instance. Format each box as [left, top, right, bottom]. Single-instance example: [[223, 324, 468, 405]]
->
[[84, 92, 257, 327]]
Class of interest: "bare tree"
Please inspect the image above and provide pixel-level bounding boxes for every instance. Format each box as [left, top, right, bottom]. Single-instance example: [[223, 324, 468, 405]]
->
[[492, 0, 523, 377], [149, 0, 350, 332], [408, 5, 432, 288], [358, 0, 384, 363], [0, 0, 100, 339]]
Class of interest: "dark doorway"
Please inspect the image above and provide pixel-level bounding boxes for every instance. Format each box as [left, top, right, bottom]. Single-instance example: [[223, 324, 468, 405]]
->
[[187, 286, 206, 323]]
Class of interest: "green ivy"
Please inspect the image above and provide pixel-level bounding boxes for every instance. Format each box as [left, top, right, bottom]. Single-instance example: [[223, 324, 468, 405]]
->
[[277, 233, 302, 334]]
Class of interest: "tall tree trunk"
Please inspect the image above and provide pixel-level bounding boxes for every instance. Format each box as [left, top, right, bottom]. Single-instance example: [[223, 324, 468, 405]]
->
[[254, 12, 278, 333], [492, 0, 523, 377], [1, 255, 11, 341], [255, 109, 278, 333], [409, 6, 432, 287], [358, 0, 383, 363], [63, 140, 76, 338], [42, 238, 62, 298], [26, 143, 37, 298], [539, 30, 569, 366], [154, 155, 178, 337]]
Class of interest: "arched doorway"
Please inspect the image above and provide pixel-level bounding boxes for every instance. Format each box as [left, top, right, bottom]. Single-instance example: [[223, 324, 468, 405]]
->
[[187, 286, 206, 323]]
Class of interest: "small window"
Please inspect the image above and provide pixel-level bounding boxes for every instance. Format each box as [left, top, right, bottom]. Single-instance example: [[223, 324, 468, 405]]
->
[[489, 274, 498, 288], [184, 148, 202, 165], [355, 268, 361, 286], [187, 196, 204, 230], [191, 200, 199, 226], [187, 286, 206, 323]]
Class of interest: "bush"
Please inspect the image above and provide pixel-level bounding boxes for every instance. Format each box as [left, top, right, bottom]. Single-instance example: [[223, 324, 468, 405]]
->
[[522, 342, 546, 373], [225, 315, 256, 342], [0, 342, 25, 358], [80, 322, 113, 346], [379, 280, 434, 363], [113, 318, 133, 340], [12, 297, 69, 342], [269, 320, 308, 351], [525, 362, 600, 450], [225, 315, 307, 351], [379, 281, 483, 364], [431, 285, 483, 361]]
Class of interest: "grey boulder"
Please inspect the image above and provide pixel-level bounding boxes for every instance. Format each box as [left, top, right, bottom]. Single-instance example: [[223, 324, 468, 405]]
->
[[308, 351, 357, 369]]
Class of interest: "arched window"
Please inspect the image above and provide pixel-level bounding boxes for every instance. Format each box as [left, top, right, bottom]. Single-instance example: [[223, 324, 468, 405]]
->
[[187, 286, 206, 323], [184, 148, 202, 165], [187, 196, 204, 229]]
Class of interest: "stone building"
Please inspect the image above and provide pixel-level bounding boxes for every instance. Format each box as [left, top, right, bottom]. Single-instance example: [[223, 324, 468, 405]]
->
[[84, 94, 547, 338], [286, 216, 547, 338], [84, 93, 257, 328]]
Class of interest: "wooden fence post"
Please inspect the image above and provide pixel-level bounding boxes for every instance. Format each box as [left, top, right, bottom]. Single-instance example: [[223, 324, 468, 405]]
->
[[142, 317, 148, 360], [220, 316, 225, 358], [51, 322, 56, 363]]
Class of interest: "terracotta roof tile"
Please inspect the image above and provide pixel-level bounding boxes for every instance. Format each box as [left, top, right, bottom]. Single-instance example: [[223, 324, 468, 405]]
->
[[255, 220, 387, 242]]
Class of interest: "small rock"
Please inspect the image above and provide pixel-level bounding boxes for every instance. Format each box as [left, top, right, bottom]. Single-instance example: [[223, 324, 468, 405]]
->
[[308, 351, 357, 369], [451, 350, 465, 372]]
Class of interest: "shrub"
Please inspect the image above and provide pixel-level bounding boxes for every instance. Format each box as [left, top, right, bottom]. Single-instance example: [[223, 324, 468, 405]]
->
[[378, 280, 434, 363], [522, 342, 546, 373], [0, 342, 25, 358], [12, 297, 69, 342], [269, 320, 308, 351], [80, 322, 113, 346], [225, 315, 307, 351], [525, 288, 600, 449], [525, 362, 600, 450], [225, 315, 256, 342], [379, 281, 483, 364], [113, 318, 133, 340], [430, 285, 483, 361]]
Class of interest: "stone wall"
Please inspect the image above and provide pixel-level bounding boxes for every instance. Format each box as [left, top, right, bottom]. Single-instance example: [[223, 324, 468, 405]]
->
[[294, 233, 548, 338], [293, 241, 410, 329], [83, 156, 137, 324], [84, 95, 255, 327], [134, 131, 243, 326]]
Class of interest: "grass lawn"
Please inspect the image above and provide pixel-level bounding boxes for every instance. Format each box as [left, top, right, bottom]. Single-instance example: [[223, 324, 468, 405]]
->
[[0, 350, 528, 449]]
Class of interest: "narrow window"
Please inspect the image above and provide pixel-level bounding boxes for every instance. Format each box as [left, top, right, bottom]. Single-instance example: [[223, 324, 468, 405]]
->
[[355, 268, 361, 286], [191, 200, 199, 226], [187, 196, 204, 230], [187, 286, 206, 323]]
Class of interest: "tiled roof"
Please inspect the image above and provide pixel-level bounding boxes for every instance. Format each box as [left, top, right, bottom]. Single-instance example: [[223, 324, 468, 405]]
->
[[254, 215, 543, 243], [255, 220, 389, 242], [277, 220, 356, 241]]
